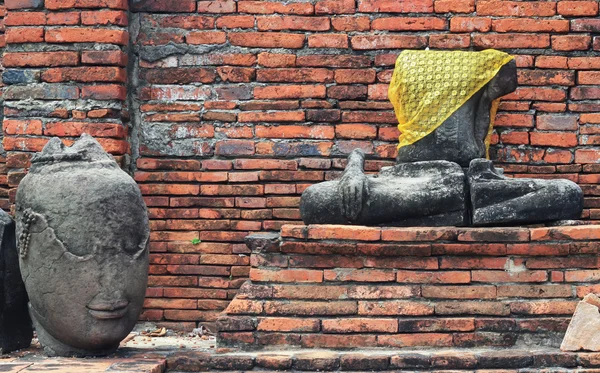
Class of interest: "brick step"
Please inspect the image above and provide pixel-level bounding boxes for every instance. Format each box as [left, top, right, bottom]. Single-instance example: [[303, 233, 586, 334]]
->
[[166, 348, 600, 372], [217, 225, 600, 350]]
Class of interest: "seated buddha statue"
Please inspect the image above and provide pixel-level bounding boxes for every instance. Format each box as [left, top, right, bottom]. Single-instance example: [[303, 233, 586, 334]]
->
[[300, 50, 583, 226]]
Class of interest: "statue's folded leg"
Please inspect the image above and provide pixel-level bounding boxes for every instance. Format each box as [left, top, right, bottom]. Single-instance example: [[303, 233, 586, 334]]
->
[[469, 159, 584, 225], [300, 161, 469, 226]]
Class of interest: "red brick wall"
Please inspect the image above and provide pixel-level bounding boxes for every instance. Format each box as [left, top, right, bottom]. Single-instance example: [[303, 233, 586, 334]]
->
[[3, 0, 600, 330], [0, 0, 8, 211]]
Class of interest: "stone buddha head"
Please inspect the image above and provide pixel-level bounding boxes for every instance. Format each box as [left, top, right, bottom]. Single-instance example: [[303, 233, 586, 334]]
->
[[16, 134, 149, 357]]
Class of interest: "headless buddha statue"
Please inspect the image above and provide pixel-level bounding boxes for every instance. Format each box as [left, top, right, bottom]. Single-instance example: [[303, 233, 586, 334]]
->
[[300, 50, 583, 226]]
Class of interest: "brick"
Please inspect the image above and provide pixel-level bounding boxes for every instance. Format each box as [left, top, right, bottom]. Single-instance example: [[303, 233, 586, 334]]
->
[[250, 268, 323, 283], [530, 132, 577, 147], [472, 270, 548, 283], [572, 19, 600, 33], [492, 19, 569, 33], [422, 286, 497, 299], [497, 285, 573, 298], [6, 0, 44, 8], [536, 115, 578, 131], [322, 318, 398, 333], [187, 31, 226, 45], [378, 333, 453, 348], [297, 54, 371, 67], [473, 33, 550, 49], [450, 17, 491, 32], [47, 12, 82, 25], [510, 301, 577, 315], [358, 301, 434, 316], [272, 285, 347, 300], [351, 35, 427, 50], [332, 16, 371, 31], [457, 228, 529, 242], [340, 354, 390, 371], [347, 285, 419, 299], [308, 225, 380, 241], [5, 12, 46, 25], [229, 32, 304, 48], [397, 270, 470, 284], [238, 1, 313, 14], [264, 300, 357, 316], [82, 50, 128, 66], [531, 226, 600, 241], [215, 15, 254, 28], [131, 0, 195, 12], [324, 269, 395, 282], [358, 0, 433, 13], [255, 85, 326, 99], [197, 0, 236, 13], [46, 28, 128, 45], [3, 119, 43, 136], [257, 16, 330, 31], [42, 67, 126, 83], [536, 56, 568, 69], [558, 1, 598, 16], [429, 34, 471, 49], [399, 318, 475, 332], [81, 10, 128, 26], [435, 0, 474, 13], [568, 57, 600, 69], [255, 355, 293, 370], [371, 17, 447, 31], [519, 69, 575, 86], [308, 34, 348, 48], [44, 122, 125, 138], [6, 27, 44, 43], [45, 0, 128, 8], [257, 68, 333, 83], [477, 1, 556, 16], [257, 317, 320, 332], [552, 35, 591, 51]]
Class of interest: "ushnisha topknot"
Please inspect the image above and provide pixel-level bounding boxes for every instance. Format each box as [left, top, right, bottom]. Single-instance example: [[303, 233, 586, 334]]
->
[[30, 134, 116, 172]]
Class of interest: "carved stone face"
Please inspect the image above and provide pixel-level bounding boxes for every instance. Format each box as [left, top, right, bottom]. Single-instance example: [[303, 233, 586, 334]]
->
[[16, 135, 149, 356]]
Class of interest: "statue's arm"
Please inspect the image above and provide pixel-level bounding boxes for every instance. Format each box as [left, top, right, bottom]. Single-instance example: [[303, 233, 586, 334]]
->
[[475, 60, 518, 146], [338, 149, 369, 222]]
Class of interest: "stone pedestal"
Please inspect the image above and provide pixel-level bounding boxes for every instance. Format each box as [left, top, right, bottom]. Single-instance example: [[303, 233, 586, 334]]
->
[[218, 224, 600, 350]]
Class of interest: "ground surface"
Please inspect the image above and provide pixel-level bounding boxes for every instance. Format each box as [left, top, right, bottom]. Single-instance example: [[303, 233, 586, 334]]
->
[[0, 324, 215, 373]]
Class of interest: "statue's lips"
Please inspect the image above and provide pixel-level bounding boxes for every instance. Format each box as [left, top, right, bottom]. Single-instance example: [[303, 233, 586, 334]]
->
[[87, 300, 129, 320]]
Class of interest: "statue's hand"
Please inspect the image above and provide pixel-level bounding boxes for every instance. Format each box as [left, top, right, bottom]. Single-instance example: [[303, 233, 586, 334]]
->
[[339, 171, 369, 222]]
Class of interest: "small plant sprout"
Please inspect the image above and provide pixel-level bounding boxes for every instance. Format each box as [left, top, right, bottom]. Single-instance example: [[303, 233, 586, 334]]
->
[[191, 238, 201, 245]]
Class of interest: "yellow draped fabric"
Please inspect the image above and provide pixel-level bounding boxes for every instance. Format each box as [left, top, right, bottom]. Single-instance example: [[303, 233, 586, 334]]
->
[[388, 49, 515, 154]]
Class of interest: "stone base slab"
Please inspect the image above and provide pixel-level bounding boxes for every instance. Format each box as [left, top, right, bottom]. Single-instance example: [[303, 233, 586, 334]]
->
[[217, 224, 600, 350], [169, 348, 600, 372]]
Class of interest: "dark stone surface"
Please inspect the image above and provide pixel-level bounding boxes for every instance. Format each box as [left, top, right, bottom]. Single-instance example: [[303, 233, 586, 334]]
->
[[15, 134, 149, 357], [300, 149, 468, 226], [0, 209, 32, 354], [396, 60, 518, 167], [245, 233, 281, 253], [469, 158, 584, 226]]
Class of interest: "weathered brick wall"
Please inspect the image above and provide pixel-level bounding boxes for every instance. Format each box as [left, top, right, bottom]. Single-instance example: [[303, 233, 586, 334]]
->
[[3, 0, 130, 205], [0, 0, 8, 211], [3, 0, 600, 330], [132, 0, 600, 330]]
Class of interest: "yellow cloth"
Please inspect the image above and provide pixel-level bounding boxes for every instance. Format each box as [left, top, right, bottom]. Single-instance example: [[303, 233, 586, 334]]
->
[[388, 49, 514, 154]]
